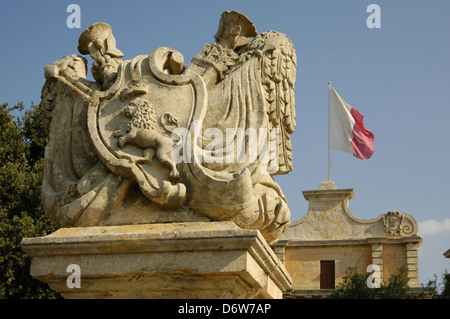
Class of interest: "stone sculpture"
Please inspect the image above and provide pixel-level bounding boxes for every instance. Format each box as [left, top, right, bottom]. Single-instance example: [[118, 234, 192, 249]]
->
[[39, 11, 297, 244]]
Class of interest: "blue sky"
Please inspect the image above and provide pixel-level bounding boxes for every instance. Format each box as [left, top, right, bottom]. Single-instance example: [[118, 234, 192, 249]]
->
[[1, 0, 449, 287]]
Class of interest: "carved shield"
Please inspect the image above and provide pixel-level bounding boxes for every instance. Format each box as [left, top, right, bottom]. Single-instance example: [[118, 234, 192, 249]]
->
[[87, 47, 207, 209]]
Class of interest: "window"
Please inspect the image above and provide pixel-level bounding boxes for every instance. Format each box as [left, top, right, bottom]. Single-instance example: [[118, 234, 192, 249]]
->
[[320, 260, 335, 289]]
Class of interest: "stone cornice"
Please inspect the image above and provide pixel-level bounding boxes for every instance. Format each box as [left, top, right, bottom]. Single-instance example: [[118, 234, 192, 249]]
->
[[279, 181, 421, 243]]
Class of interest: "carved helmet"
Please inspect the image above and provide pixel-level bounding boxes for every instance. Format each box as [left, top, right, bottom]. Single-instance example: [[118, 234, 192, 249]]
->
[[78, 22, 124, 58], [214, 11, 257, 50]]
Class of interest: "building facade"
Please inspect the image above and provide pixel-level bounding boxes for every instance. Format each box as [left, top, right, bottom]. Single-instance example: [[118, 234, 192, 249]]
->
[[273, 181, 422, 298]]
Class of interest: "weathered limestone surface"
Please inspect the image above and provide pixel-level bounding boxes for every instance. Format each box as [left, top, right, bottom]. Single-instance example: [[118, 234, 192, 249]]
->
[[21, 222, 292, 299], [37, 11, 297, 245]]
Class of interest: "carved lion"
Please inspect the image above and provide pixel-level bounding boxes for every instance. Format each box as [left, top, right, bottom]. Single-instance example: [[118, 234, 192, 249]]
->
[[114, 97, 180, 181]]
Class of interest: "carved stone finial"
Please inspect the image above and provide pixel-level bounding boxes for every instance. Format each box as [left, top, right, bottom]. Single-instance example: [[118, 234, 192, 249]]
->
[[318, 180, 337, 190]]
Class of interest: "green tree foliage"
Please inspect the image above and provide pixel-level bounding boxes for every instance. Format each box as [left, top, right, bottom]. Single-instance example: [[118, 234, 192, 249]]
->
[[330, 264, 413, 299], [331, 263, 450, 299], [378, 265, 411, 298], [438, 271, 450, 299], [329, 264, 376, 299], [0, 102, 60, 299]]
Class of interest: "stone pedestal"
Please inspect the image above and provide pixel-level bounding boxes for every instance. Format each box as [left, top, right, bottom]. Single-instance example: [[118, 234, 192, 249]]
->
[[21, 222, 292, 299]]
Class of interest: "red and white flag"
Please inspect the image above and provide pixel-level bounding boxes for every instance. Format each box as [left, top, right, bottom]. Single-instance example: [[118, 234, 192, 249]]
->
[[329, 85, 374, 160]]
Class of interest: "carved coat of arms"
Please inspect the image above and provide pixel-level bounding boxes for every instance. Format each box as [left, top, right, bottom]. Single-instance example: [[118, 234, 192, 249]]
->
[[39, 11, 297, 244]]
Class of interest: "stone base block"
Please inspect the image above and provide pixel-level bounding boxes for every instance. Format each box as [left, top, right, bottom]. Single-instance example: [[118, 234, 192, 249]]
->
[[21, 222, 292, 299]]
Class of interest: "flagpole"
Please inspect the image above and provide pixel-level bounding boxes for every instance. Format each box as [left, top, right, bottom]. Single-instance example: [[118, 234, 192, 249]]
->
[[328, 82, 332, 181]]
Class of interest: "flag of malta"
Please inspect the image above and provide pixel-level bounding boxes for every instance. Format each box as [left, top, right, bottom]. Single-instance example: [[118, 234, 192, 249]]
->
[[329, 85, 374, 160]]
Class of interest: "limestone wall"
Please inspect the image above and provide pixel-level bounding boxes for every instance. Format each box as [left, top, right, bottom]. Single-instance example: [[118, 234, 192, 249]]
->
[[285, 245, 372, 290]]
